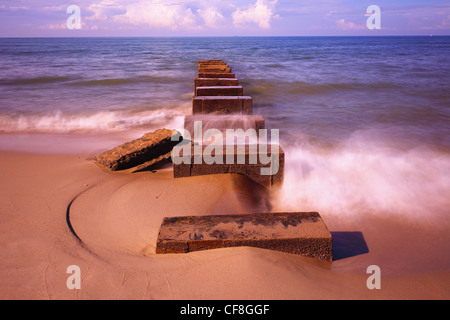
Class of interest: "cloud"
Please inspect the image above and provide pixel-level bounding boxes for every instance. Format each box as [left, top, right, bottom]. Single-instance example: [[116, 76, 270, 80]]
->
[[110, 0, 200, 30], [17, 0, 280, 33], [232, 0, 279, 30], [86, 1, 126, 22], [419, 14, 450, 30], [39, 22, 66, 30], [82, 0, 231, 31], [42, 5, 68, 12], [197, 7, 226, 29], [336, 18, 365, 30], [0, 4, 30, 11]]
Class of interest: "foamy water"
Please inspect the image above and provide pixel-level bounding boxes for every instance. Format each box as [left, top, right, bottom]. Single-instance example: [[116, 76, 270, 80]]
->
[[276, 131, 450, 226], [0, 107, 188, 133]]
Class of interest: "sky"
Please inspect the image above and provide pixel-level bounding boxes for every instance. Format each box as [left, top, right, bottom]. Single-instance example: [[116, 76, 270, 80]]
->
[[0, 0, 449, 37]]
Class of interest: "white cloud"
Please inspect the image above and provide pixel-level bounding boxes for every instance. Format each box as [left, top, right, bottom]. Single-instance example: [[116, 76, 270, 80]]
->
[[112, 0, 200, 30], [232, 0, 278, 30], [197, 7, 226, 29], [336, 18, 365, 30], [86, 1, 125, 21], [39, 0, 280, 32], [83, 0, 232, 31]]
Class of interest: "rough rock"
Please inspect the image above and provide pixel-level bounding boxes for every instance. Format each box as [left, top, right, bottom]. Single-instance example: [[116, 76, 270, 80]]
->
[[94, 129, 181, 171], [156, 212, 333, 261]]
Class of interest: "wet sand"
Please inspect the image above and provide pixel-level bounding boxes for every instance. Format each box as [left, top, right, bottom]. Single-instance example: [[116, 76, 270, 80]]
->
[[0, 151, 448, 300]]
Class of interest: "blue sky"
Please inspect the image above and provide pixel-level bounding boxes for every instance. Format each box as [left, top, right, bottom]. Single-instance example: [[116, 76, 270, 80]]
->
[[0, 0, 449, 36]]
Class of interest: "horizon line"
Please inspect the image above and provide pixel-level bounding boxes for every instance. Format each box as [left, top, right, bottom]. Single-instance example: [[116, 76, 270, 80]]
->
[[0, 34, 448, 39]]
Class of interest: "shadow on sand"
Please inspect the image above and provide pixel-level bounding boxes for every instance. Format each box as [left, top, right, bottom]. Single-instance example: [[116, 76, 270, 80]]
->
[[331, 231, 369, 261]]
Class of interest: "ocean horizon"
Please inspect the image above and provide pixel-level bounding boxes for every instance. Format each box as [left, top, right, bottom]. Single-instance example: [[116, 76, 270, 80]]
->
[[1, 36, 448, 140]]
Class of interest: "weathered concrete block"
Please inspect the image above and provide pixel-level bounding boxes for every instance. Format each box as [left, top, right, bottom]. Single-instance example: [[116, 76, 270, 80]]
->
[[156, 212, 333, 261], [198, 63, 228, 69], [194, 78, 239, 90], [199, 67, 232, 73], [184, 115, 265, 144], [196, 86, 243, 97], [172, 144, 284, 187], [198, 61, 227, 64], [94, 129, 180, 171], [198, 73, 236, 79], [130, 152, 172, 173], [199, 60, 226, 64], [192, 96, 252, 115]]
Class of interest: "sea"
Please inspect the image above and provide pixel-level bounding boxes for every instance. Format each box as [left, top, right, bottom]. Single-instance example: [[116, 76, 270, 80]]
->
[[0, 36, 449, 226]]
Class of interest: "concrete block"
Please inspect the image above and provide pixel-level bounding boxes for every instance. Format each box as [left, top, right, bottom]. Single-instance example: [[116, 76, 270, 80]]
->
[[199, 60, 226, 64], [156, 212, 333, 261], [192, 96, 252, 115], [198, 73, 236, 78], [196, 86, 243, 97], [199, 67, 232, 73], [194, 78, 239, 90], [198, 64, 228, 69], [94, 129, 180, 171], [172, 144, 284, 187], [198, 62, 227, 65], [184, 115, 265, 144]]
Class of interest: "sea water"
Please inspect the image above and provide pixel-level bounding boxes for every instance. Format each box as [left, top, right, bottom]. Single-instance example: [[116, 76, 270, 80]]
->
[[0, 36, 449, 224]]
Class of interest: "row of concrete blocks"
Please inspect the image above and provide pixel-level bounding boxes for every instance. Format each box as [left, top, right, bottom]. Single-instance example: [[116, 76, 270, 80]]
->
[[194, 60, 251, 115], [160, 60, 333, 261], [173, 60, 284, 187]]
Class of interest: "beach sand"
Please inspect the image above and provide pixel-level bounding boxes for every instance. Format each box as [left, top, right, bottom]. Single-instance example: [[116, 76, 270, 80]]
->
[[0, 151, 448, 300]]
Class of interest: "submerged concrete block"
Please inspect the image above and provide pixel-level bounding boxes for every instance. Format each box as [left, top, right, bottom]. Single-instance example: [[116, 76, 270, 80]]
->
[[194, 78, 239, 90], [192, 96, 252, 115], [184, 115, 265, 144], [198, 73, 236, 79], [172, 144, 284, 187], [196, 86, 243, 97], [156, 212, 333, 261]]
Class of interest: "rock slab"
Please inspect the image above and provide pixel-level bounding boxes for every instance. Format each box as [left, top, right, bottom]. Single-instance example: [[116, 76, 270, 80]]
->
[[94, 129, 180, 171], [156, 212, 333, 261]]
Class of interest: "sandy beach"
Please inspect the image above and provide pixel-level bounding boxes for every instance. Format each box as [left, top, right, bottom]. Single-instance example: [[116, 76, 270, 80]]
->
[[0, 150, 448, 300]]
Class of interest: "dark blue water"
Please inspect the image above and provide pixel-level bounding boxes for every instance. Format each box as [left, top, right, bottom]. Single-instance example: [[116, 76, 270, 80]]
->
[[0, 36, 448, 148], [0, 37, 449, 223]]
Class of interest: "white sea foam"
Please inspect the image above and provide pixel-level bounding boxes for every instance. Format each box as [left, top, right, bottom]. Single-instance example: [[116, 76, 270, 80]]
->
[[275, 130, 450, 226], [0, 107, 188, 134]]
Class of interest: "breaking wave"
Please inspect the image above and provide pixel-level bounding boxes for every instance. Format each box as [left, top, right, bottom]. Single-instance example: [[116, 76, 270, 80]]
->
[[0, 108, 188, 134], [275, 130, 450, 226]]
